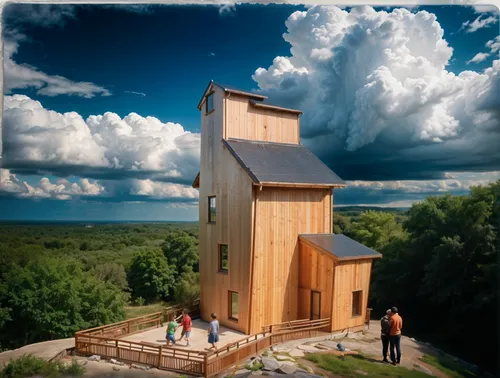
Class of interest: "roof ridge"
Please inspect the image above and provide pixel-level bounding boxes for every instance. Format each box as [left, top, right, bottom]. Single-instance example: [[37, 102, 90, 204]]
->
[[226, 138, 302, 147]]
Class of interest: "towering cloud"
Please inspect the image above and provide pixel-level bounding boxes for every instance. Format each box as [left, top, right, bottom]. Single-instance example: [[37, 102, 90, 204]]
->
[[252, 6, 500, 180]]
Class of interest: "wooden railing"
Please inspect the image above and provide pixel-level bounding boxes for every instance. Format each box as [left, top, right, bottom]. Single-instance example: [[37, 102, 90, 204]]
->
[[204, 318, 330, 377], [75, 311, 331, 377], [366, 308, 372, 329], [261, 318, 330, 334], [76, 311, 164, 339]]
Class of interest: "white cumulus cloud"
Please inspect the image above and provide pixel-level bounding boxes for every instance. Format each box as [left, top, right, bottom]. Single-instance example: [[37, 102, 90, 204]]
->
[[128, 179, 199, 200], [467, 52, 490, 64], [461, 15, 498, 33], [4, 38, 111, 98], [335, 171, 500, 207], [0, 169, 105, 200], [486, 36, 500, 54], [3, 95, 201, 184], [252, 6, 500, 180]]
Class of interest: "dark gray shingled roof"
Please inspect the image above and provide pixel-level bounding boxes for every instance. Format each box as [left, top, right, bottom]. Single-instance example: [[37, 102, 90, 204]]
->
[[223, 138, 346, 186], [299, 234, 382, 261], [212, 82, 266, 98]]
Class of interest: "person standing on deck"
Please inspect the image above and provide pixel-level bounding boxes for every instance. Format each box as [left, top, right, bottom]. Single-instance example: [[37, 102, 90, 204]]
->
[[177, 309, 192, 347], [380, 309, 392, 363], [166, 315, 178, 346], [207, 313, 219, 350], [389, 306, 403, 365]]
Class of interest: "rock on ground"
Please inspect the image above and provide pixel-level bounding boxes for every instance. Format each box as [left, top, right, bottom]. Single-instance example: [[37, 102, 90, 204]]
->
[[278, 363, 297, 374], [233, 369, 252, 378], [289, 349, 305, 358], [272, 348, 291, 354], [261, 357, 280, 371]]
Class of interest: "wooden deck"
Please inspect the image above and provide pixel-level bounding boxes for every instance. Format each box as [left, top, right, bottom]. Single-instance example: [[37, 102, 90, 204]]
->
[[75, 303, 331, 377], [121, 319, 258, 351]]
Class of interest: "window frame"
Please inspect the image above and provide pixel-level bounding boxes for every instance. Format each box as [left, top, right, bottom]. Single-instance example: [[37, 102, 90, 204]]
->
[[228, 291, 239, 322], [351, 290, 363, 318], [205, 92, 214, 114], [218, 244, 228, 273], [310, 290, 321, 320], [208, 196, 216, 224]]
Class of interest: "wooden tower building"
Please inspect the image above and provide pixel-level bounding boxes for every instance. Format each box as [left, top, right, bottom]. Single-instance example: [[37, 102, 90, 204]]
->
[[192, 81, 382, 335]]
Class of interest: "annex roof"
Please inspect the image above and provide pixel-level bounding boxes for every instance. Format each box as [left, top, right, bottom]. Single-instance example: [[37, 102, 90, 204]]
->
[[299, 234, 382, 261], [223, 138, 346, 188]]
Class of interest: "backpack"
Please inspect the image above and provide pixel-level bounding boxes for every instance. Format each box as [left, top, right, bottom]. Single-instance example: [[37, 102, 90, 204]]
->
[[381, 316, 390, 335]]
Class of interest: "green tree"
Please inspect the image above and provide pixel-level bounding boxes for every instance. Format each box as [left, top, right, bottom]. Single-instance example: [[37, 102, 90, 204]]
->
[[350, 210, 406, 251], [333, 214, 352, 235], [161, 230, 199, 278], [173, 268, 200, 305], [93, 262, 129, 291], [366, 182, 499, 374], [0, 257, 126, 348], [127, 248, 175, 303]]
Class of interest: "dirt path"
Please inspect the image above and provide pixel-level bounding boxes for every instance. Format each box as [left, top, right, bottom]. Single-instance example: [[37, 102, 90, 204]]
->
[[337, 321, 451, 377]]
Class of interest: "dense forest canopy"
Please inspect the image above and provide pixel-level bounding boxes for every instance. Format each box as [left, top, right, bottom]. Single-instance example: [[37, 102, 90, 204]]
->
[[0, 181, 498, 374]]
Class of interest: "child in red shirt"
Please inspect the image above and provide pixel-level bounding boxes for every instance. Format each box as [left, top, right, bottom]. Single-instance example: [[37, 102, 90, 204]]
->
[[177, 309, 192, 347]]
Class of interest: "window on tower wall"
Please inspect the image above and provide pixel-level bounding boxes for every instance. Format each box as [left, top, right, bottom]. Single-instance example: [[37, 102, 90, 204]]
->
[[208, 196, 216, 223], [219, 244, 228, 273], [229, 291, 238, 321], [206, 93, 214, 114]]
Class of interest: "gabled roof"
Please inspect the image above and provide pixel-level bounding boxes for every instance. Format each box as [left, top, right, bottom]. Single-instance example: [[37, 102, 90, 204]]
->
[[223, 138, 346, 188], [197, 80, 267, 110], [299, 234, 382, 262], [192, 172, 200, 189], [249, 100, 302, 115]]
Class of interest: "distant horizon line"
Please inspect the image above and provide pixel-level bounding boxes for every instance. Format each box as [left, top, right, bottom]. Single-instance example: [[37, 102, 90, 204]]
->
[[0, 205, 411, 223]]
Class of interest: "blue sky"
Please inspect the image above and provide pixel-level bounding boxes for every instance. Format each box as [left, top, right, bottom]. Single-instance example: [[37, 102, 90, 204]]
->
[[1, 3, 499, 221]]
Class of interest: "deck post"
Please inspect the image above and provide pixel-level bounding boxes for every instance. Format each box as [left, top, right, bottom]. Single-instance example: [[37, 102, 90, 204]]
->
[[203, 355, 208, 378], [158, 345, 163, 368]]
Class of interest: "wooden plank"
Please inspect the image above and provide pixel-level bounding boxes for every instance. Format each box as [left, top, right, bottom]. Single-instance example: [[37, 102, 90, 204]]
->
[[198, 86, 254, 333], [249, 187, 331, 333], [331, 260, 373, 332], [225, 95, 300, 144]]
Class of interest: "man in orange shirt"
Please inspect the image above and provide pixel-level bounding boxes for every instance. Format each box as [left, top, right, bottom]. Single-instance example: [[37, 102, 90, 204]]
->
[[389, 306, 403, 365]]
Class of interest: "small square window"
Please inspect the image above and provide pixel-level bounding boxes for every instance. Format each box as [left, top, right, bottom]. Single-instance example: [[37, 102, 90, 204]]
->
[[352, 290, 362, 317], [229, 291, 238, 321], [219, 244, 228, 273], [208, 196, 216, 223], [206, 93, 214, 113]]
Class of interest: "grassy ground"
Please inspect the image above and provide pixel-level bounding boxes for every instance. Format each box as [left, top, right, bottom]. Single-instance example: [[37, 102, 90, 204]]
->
[[421, 355, 479, 378], [124, 302, 169, 319], [0, 355, 84, 378], [306, 353, 431, 378]]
